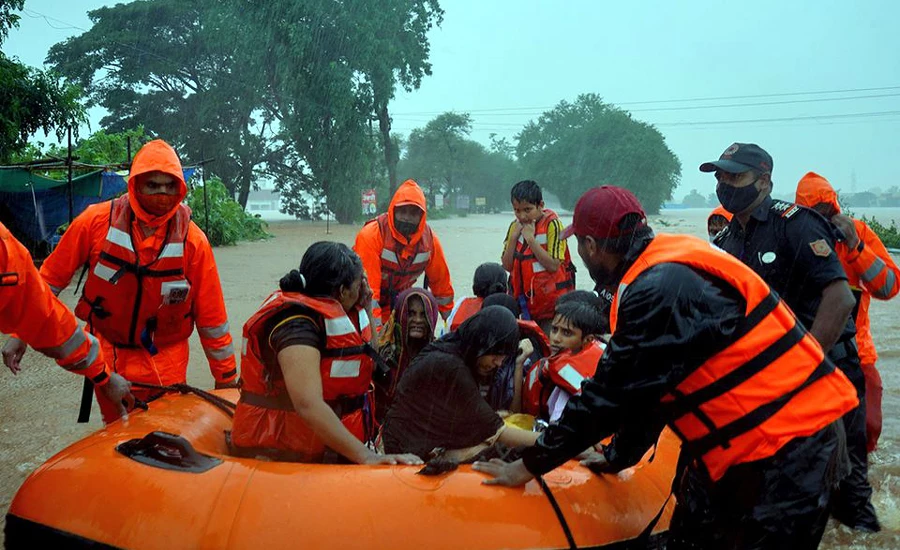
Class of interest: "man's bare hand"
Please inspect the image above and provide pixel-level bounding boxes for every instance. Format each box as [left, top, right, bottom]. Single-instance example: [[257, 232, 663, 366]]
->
[[2, 338, 26, 374]]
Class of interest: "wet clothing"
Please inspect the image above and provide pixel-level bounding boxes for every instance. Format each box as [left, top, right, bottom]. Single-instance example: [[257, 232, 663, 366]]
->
[[796, 171, 900, 452], [1, 222, 109, 384], [39, 140, 236, 423], [232, 291, 374, 462], [714, 195, 854, 344], [504, 210, 576, 321], [715, 193, 879, 531], [353, 180, 454, 326], [668, 424, 841, 550], [521, 233, 857, 548], [375, 288, 439, 421], [486, 319, 550, 412], [382, 306, 519, 458]]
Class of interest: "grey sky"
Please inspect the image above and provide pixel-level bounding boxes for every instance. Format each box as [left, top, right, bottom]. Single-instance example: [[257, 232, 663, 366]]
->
[[5, 0, 900, 200]]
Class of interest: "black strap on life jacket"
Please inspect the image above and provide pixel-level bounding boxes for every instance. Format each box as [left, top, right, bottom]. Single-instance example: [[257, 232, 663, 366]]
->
[[682, 359, 833, 458]]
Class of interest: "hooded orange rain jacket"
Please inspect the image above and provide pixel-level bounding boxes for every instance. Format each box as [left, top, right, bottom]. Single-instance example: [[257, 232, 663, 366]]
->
[[39, 140, 237, 422], [353, 180, 454, 327], [707, 205, 733, 224], [1, 222, 110, 385], [795, 172, 900, 365], [796, 172, 899, 451]]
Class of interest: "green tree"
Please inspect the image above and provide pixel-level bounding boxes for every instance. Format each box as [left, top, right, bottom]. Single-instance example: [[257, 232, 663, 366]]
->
[[399, 114, 520, 209], [349, 0, 443, 195], [186, 177, 271, 246], [682, 189, 707, 208], [0, 0, 86, 162], [516, 94, 681, 214], [47, 0, 276, 208]]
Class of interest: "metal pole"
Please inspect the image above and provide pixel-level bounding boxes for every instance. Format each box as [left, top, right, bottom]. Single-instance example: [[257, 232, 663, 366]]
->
[[127, 136, 132, 163], [67, 126, 74, 224], [201, 149, 210, 235]]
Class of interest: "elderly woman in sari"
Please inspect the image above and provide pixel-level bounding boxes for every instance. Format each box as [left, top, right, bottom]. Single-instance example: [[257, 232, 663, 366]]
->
[[374, 287, 440, 422]]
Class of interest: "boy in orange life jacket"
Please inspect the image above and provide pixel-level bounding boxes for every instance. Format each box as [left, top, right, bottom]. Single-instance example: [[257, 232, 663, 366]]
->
[[501, 180, 575, 335], [523, 291, 607, 422]]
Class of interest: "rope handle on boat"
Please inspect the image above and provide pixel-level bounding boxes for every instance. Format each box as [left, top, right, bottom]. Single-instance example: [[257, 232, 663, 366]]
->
[[130, 382, 237, 417], [537, 475, 578, 550]]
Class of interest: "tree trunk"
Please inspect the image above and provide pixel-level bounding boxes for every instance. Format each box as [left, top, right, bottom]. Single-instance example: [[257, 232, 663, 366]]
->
[[376, 100, 398, 195]]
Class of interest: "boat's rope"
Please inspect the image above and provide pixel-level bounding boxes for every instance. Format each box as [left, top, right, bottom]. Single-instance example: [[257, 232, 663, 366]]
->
[[537, 475, 578, 550], [130, 382, 237, 417]]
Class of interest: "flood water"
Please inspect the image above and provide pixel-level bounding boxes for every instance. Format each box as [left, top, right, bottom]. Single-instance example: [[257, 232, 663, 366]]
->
[[1, 208, 898, 548]]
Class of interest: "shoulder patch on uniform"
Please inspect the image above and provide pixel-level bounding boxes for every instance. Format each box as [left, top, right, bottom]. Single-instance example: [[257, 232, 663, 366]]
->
[[809, 239, 832, 257], [770, 200, 792, 213], [782, 206, 800, 219]]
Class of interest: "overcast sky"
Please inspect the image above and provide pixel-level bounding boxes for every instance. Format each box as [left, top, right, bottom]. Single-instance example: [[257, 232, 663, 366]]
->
[[5, 0, 899, 200]]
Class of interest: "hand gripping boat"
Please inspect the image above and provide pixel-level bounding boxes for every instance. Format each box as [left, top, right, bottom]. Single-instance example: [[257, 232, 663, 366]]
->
[[5, 389, 679, 549]]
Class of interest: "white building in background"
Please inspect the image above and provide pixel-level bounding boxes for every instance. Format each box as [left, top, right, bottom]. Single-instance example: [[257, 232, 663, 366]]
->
[[243, 189, 296, 221]]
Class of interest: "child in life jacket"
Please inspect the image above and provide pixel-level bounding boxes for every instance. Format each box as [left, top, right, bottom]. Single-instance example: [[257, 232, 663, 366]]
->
[[523, 290, 607, 422]]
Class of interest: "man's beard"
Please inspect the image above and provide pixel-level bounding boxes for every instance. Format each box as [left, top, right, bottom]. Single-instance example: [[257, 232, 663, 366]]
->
[[587, 262, 620, 287]]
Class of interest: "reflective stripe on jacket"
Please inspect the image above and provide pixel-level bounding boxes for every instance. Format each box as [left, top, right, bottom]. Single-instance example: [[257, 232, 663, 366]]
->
[[610, 233, 858, 481]]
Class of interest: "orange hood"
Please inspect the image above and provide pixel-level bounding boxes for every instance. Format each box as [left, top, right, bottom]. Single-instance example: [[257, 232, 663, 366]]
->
[[795, 171, 840, 214], [708, 205, 733, 223], [387, 179, 427, 245], [127, 139, 188, 227]]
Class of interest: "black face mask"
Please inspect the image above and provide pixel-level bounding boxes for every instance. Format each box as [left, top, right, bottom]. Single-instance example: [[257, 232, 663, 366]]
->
[[394, 220, 418, 237], [716, 178, 761, 214]]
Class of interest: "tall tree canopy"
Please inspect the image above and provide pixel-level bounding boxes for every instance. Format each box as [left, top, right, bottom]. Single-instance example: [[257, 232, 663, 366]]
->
[[517, 94, 681, 214], [47, 0, 442, 220], [0, 0, 86, 162], [46, 0, 275, 208], [399, 112, 520, 209]]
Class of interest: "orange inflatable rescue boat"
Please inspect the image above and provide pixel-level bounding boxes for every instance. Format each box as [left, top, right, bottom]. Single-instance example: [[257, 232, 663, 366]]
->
[[6, 389, 679, 549]]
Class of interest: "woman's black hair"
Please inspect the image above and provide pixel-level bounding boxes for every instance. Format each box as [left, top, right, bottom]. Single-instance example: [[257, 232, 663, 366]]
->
[[472, 262, 509, 298], [279, 241, 363, 298], [482, 293, 521, 318]]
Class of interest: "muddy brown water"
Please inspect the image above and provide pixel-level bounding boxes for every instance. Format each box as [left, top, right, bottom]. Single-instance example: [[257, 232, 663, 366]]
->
[[1, 212, 897, 548]]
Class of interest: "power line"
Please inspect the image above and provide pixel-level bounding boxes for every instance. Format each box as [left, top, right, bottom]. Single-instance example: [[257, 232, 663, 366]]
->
[[393, 85, 900, 116]]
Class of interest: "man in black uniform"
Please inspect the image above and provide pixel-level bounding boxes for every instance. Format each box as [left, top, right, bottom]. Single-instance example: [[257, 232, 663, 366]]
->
[[703, 142, 879, 532]]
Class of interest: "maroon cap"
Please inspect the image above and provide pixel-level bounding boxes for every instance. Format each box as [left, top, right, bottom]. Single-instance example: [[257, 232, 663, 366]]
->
[[561, 186, 647, 239]]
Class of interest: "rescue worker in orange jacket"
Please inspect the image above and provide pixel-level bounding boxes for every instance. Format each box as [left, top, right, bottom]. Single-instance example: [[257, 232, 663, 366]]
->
[[796, 171, 900, 452], [1, 221, 135, 419], [707, 205, 732, 241], [1, 140, 237, 423], [231, 241, 422, 465], [502, 180, 576, 335], [353, 180, 454, 330], [475, 186, 859, 549]]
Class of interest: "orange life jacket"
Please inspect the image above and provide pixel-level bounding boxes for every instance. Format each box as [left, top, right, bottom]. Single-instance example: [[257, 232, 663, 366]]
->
[[371, 213, 435, 311], [610, 234, 858, 481], [523, 340, 605, 418], [510, 210, 575, 320], [449, 296, 483, 331], [232, 291, 375, 459], [74, 195, 193, 350]]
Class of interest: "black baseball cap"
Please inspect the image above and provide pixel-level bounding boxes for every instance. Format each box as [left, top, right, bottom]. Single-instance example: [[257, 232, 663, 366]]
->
[[699, 143, 773, 174]]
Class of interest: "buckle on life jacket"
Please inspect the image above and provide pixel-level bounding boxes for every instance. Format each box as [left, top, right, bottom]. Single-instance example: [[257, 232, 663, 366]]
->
[[140, 317, 160, 356], [84, 295, 112, 320]]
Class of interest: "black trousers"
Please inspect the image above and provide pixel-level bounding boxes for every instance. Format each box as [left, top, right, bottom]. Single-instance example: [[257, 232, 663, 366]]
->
[[830, 341, 880, 531], [668, 424, 840, 550]]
